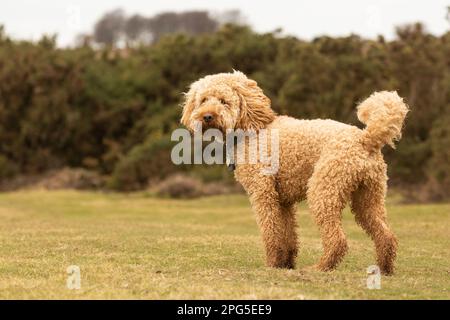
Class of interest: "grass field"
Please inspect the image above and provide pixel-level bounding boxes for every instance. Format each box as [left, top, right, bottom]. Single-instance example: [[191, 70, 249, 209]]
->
[[0, 190, 448, 299]]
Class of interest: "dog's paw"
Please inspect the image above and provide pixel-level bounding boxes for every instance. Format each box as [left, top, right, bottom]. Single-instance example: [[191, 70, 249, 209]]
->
[[267, 260, 295, 269], [380, 266, 395, 276], [266, 249, 296, 269]]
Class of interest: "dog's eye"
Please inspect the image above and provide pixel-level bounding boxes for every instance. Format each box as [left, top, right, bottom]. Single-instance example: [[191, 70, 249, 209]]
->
[[200, 98, 207, 104], [220, 99, 227, 105]]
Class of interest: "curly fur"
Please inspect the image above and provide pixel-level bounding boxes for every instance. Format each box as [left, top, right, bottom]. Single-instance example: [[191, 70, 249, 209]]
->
[[181, 71, 409, 275]]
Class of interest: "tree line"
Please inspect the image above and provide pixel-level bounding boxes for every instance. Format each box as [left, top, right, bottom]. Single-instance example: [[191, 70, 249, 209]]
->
[[0, 19, 448, 200], [77, 9, 246, 46]]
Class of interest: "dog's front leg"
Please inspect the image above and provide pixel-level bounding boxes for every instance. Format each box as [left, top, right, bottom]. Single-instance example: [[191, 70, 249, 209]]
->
[[235, 164, 295, 269], [249, 189, 294, 269]]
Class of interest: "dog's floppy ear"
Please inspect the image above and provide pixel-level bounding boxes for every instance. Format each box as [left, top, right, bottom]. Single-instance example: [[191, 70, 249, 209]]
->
[[233, 72, 276, 130], [180, 83, 198, 128]]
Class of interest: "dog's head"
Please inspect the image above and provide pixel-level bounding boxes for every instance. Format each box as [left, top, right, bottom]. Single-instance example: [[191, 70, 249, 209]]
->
[[180, 71, 275, 133]]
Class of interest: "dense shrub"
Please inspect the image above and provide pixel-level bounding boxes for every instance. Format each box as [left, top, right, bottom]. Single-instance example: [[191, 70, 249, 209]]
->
[[31, 168, 105, 190], [0, 24, 448, 200], [108, 136, 180, 191], [425, 112, 450, 201], [153, 174, 204, 198], [0, 155, 18, 180], [0, 167, 104, 191], [152, 174, 236, 198]]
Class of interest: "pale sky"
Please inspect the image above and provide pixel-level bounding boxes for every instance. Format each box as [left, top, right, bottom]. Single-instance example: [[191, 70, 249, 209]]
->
[[0, 0, 449, 47]]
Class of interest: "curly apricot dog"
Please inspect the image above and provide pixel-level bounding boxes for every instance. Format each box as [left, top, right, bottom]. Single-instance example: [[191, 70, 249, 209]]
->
[[181, 71, 408, 275]]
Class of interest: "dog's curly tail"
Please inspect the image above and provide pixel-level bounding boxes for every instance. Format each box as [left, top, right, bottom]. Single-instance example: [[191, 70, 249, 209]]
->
[[357, 91, 409, 151]]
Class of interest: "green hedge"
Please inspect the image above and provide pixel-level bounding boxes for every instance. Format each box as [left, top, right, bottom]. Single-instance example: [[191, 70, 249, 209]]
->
[[0, 24, 448, 198]]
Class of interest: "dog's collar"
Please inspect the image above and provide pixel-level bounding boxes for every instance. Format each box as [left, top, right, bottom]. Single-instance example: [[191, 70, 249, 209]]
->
[[225, 135, 236, 172]]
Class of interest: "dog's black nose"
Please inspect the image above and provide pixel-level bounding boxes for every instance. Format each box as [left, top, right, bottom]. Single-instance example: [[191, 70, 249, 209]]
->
[[203, 113, 214, 123]]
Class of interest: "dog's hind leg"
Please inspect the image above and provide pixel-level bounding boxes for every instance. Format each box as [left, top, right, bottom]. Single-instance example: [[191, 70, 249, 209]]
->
[[306, 158, 358, 272], [351, 178, 398, 275], [307, 191, 348, 271], [281, 203, 299, 268]]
